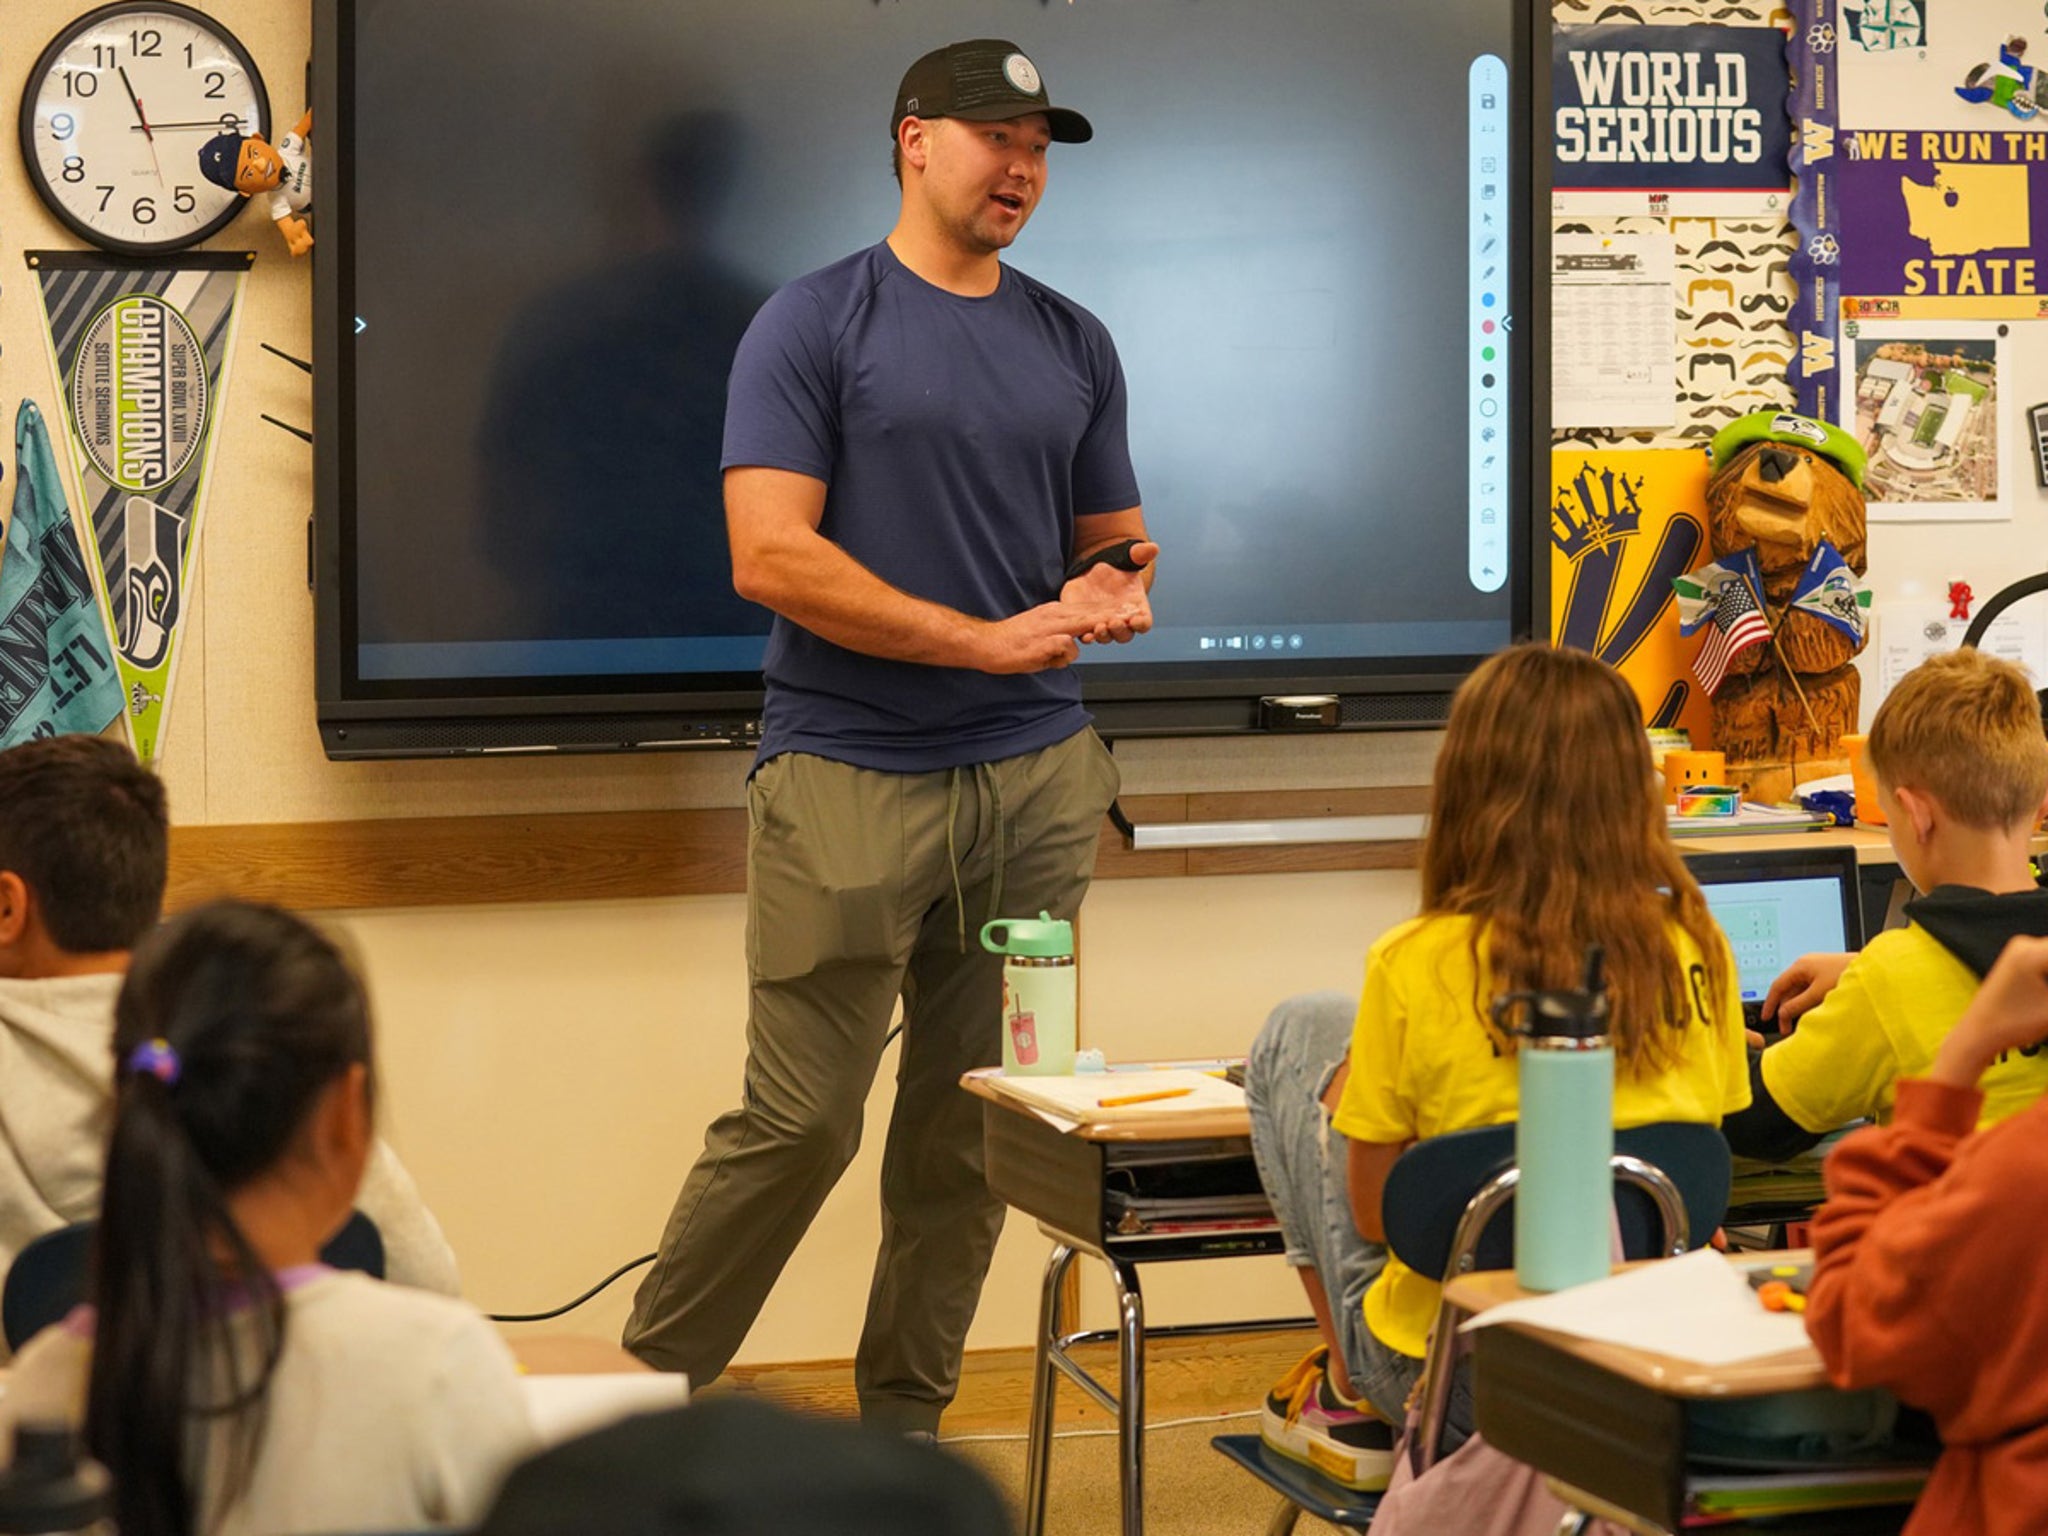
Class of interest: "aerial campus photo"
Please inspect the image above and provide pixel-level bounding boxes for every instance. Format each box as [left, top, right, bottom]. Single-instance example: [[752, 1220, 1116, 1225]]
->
[[1850, 338, 2000, 506]]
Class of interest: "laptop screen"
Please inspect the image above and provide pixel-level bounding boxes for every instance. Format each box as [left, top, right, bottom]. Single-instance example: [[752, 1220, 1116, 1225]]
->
[[1685, 849, 1865, 1007]]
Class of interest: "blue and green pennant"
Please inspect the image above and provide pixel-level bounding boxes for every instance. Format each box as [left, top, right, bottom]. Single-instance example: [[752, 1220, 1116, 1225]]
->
[[1786, 540, 1872, 645], [0, 400, 123, 747], [27, 252, 250, 763]]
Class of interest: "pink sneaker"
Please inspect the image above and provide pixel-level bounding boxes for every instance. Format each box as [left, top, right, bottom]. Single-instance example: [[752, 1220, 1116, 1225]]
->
[[1258, 1345, 1396, 1491]]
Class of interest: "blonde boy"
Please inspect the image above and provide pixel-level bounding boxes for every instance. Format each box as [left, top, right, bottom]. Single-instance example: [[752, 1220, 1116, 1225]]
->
[[1724, 649, 2048, 1159]]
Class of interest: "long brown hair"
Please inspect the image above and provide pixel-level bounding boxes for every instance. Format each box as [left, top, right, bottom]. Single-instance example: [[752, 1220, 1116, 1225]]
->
[[1419, 644, 1726, 1074]]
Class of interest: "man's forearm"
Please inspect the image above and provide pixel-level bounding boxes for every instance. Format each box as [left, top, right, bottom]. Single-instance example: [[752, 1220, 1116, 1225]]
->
[[735, 525, 989, 668]]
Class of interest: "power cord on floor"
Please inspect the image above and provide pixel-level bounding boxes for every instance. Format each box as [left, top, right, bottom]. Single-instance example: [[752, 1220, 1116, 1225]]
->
[[487, 1253, 656, 1324], [939, 1407, 1260, 1445]]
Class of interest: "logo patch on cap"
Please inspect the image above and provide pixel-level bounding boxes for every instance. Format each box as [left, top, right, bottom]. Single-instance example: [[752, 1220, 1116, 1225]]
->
[[1003, 53, 1042, 94], [1771, 412, 1828, 447]]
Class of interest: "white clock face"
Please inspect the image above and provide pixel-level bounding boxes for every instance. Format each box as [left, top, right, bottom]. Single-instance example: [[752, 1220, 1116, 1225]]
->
[[22, 3, 270, 254]]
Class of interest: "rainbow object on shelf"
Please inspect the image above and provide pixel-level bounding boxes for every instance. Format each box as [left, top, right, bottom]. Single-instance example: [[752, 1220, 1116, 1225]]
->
[[1675, 784, 1741, 819]]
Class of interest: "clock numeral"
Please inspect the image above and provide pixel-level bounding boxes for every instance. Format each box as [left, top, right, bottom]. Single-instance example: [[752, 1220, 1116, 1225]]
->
[[60, 156, 85, 184], [91, 43, 116, 68], [202, 70, 226, 100], [95, 186, 114, 212], [219, 113, 243, 132], [51, 114, 77, 143], [129, 28, 162, 58], [62, 69, 99, 98], [173, 185, 196, 214], [133, 196, 157, 226]]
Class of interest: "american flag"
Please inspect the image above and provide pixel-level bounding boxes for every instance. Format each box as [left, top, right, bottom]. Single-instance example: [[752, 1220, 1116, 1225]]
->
[[1693, 576, 1771, 696]]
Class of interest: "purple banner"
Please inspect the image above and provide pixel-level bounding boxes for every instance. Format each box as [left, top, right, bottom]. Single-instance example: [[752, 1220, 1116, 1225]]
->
[[1788, 0, 1841, 421], [1837, 126, 2048, 314]]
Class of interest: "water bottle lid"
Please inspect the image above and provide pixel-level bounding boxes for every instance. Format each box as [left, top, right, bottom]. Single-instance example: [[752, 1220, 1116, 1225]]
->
[[979, 911, 1073, 957], [1520, 989, 1610, 1042], [0, 1425, 112, 1533]]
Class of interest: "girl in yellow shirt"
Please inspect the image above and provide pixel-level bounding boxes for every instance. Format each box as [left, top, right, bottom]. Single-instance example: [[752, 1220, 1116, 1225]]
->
[[1246, 644, 1748, 1490]]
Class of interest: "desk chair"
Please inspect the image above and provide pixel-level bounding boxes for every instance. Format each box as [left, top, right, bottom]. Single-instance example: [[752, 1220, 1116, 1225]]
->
[[2, 1210, 385, 1352], [1213, 1121, 1731, 1534]]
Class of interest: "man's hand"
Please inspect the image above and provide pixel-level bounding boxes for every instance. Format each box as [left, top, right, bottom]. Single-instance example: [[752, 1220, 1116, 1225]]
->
[[1761, 951, 1855, 1029], [1060, 540, 1157, 644], [973, 602, 1090, 673], [1930, 934, 2048, 1087]]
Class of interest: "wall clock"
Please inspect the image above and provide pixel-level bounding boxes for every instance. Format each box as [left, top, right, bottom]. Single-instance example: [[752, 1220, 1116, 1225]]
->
[[19, 2, 270, 255]]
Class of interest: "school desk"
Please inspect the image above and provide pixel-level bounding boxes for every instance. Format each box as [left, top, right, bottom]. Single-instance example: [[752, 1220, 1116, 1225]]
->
[[1446, 1257, 1931, 1535], [964, 1070, 1306, 1536]]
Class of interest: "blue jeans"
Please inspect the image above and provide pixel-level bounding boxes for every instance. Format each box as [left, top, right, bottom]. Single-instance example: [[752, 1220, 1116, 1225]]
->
[[1244, 991, 1422, 1424]]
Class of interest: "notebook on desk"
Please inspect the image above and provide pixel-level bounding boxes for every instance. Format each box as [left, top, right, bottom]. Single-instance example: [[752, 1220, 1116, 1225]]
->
[[1686, 846, 1865, 1034]]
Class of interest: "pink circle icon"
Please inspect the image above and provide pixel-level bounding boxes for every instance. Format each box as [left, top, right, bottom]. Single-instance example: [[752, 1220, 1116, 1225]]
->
[[1482, 320, 1497, 334]]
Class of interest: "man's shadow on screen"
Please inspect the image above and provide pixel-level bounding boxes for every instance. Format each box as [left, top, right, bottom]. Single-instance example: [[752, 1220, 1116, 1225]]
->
[[475, 112, 774, 645]]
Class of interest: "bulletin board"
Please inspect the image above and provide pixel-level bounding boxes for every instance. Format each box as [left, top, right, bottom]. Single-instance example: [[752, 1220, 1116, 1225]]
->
[[1550, 0, 2048, 745]]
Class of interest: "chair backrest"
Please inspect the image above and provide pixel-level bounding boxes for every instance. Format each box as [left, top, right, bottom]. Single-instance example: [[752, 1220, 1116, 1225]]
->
[[1381, 1120, 1731, 1283], [2, 1210, 386, 1352]]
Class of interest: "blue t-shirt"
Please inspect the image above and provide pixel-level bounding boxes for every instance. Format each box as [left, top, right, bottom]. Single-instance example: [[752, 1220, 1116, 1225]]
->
[[721, 242, 1141, 772]]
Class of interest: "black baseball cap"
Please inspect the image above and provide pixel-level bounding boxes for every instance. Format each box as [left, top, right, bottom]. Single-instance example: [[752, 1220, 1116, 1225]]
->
[[892, 39, 1093, 144]]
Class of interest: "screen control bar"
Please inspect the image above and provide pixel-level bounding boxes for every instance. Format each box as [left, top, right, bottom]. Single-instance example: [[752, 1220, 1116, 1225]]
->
[[1468, 53, 1509, 595]]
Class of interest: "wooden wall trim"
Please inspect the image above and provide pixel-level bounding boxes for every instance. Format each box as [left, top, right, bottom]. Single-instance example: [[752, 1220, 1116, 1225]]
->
[[167, 788, 1433, 913]]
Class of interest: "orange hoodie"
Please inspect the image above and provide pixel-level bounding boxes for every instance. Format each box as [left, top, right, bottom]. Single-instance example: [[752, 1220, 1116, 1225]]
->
[[1807, 1077, 2048, 1536]]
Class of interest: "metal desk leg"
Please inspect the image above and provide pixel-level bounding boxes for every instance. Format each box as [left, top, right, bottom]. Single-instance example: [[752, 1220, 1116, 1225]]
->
[[1025, 1243, 1078, 1536], [1109, 1255, 1146, 1536]]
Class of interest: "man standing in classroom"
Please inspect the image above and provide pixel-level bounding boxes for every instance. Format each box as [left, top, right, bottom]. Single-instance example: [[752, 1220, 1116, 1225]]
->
[[622, 39, 1157, 1435]]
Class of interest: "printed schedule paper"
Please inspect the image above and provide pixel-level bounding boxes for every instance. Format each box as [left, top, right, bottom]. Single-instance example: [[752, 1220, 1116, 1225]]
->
[[1552, 232, 1677, 429]]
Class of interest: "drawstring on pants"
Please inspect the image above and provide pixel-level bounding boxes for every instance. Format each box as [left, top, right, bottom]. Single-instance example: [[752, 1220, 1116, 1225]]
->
[[946, 763, 1009, 953]]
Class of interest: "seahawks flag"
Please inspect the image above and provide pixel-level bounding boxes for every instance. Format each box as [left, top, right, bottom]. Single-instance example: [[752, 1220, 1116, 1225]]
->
[[1672, 548, 1765, 637], [29, 252, 250, 763], [0, 400, 122, 747], [1787, 540, 1871, 646]]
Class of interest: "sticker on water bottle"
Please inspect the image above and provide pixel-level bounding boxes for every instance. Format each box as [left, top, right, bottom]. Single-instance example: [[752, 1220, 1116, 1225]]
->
[[1009, 1010, 1039, 1067]]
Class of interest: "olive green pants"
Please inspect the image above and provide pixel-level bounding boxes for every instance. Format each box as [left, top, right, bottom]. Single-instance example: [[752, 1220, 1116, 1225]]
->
[[622, 728, 1120, 1431]]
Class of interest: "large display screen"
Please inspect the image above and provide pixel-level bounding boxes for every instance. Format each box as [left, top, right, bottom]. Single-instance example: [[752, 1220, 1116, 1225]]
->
[[314, 0, 1544, 755]]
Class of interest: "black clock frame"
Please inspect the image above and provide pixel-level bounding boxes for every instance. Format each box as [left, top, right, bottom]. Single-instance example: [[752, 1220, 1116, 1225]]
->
[[18, 0, 272, 256]]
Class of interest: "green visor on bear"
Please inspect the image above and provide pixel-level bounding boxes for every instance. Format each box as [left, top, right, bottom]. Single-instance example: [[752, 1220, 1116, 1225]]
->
[[1709, 410, 1866, 492]]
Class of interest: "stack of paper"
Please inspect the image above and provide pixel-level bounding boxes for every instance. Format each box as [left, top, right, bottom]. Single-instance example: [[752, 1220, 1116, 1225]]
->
[[983, 1068, 1246, 1126], [1459, 1248, 1811, 1365]]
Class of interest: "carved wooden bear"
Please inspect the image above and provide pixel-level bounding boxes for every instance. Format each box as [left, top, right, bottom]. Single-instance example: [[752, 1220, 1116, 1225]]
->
[[1702, 412, 1870, 768]]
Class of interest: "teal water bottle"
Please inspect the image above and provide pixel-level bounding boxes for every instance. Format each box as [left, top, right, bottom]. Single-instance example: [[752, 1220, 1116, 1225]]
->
[[980, 912, 1077, 1077], [1497, 946, 1614, 1293]]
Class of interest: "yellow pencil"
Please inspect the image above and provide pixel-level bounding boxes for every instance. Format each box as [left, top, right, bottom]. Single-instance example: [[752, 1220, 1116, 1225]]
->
[[1098, 1087, 1195, 1108]]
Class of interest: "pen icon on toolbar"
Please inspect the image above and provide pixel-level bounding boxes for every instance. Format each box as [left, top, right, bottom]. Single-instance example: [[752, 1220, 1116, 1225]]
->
[[1481, 238, 1497, 254]]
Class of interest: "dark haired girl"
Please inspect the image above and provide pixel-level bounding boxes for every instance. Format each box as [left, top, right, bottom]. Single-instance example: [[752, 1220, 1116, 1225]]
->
[[2, 901, 532, 1535]]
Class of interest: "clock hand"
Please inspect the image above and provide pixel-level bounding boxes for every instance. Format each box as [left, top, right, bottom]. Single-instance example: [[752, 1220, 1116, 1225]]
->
[[117, 65, 166, 185], [129, 118, 250, 132]]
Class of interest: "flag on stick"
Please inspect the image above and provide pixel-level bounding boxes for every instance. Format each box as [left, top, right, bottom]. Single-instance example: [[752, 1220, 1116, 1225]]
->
[[1787, 540, 1871, 645], [1672, 547, 1764, 636], [1693, 574, 1772, 697]]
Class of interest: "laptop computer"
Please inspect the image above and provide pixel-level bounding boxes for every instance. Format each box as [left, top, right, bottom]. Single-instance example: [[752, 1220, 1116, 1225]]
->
[[1684, 846, 1865, 1035]]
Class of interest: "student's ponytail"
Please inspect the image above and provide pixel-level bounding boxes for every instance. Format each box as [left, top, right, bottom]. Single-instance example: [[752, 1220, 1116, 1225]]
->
[[84, 901, 373, 1536]]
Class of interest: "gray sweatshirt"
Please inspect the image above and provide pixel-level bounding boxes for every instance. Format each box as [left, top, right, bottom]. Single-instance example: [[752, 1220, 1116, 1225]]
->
[[0, 974, 462, 1320]]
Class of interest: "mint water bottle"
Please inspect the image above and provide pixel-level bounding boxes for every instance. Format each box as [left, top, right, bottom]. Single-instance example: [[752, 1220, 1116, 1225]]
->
[[980, 912, 1076, 1077], [1497, 946, 1614, 1293]]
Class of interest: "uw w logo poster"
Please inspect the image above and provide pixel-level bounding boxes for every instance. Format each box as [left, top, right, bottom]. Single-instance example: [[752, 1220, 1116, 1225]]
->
[[29, 252, 248, 763], [1551, 448, 1715, 746]]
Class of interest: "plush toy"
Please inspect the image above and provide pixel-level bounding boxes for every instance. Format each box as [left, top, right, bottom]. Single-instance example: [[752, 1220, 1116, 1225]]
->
[[198, 109, 313, 257], [1694, 411, 1872, 783], [1958, 37, 2039, 119]]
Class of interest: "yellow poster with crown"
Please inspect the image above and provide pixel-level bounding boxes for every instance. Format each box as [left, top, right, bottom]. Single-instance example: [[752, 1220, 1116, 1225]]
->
[[1550, 448, 1716, 747]]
